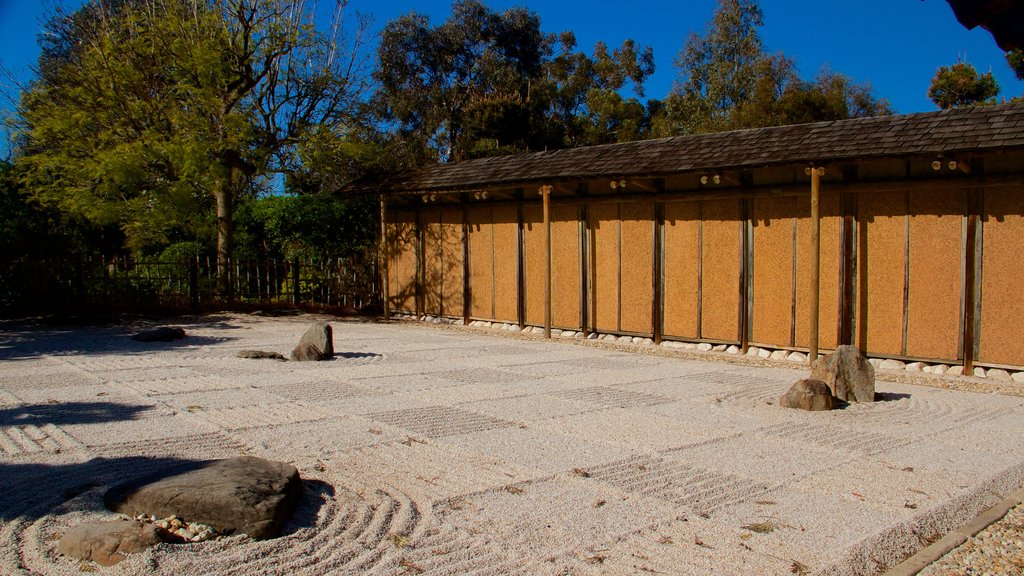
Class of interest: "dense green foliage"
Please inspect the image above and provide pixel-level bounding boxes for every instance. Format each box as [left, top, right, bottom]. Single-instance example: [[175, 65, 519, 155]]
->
[[658, 0, 891, 135], [372, 0, 657, 162], [928, 61, 1001, 109], [3, 0, 906, 313], [16, 0, 374, 294]]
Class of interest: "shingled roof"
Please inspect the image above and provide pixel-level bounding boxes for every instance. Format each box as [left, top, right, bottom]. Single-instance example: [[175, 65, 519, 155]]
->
[[362, 102, 1024, 195]]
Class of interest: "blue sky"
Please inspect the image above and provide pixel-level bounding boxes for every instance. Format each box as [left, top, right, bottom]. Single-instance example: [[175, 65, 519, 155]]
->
[[1, 0, 1021, 149]]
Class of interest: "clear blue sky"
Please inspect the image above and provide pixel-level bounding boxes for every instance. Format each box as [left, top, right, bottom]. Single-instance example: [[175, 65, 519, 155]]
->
[[1, 0, 1021, 148]]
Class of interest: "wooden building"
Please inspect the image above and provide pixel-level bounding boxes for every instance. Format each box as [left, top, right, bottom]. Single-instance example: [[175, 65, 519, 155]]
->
[[363, 103, 1024, 373]]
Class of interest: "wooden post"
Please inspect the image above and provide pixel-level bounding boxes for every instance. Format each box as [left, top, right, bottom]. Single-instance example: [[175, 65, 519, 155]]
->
[[462, 200, 471, 326], [380, 196, 390, 321], [541, 185, 553, 338], [963, 189, 980, 374], [807, 167, 825, 365]]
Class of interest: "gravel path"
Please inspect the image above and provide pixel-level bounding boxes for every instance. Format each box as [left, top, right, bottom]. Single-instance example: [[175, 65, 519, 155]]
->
[[918, 503, 1024, 576], [1, 312, 1023, 575]]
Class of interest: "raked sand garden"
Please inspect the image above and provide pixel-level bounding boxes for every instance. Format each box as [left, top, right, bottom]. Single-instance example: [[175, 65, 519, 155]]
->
[[1, 312, 1023, 575]]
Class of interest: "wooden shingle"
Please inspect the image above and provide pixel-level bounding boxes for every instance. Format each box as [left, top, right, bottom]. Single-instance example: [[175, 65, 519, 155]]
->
[[356, 103, 1024, 194]]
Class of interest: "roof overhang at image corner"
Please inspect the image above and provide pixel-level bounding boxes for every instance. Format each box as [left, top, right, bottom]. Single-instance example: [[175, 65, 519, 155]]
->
[[351, 102, 1024, 197]]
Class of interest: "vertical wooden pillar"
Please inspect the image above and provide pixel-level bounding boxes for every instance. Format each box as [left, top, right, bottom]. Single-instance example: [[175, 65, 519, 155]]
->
[[578, 184, 590, 336], [380, 196, 390, 321], [962, 188, 980, 374], [540, 185, 553, 338], [515, 189, 526, 329], [837, 191, 856, 345], [739, 198, 752, 352], [653, 201, 665, 345], [807, 167, 826, 364], [462, 199, 471, 325], [415, 205, 424, 319]]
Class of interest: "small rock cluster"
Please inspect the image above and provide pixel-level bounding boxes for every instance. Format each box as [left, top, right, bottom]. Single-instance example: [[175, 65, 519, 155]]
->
[[780, 345, 875, 411], [235, 322, 334, 362], [134, 513, 219, 543]]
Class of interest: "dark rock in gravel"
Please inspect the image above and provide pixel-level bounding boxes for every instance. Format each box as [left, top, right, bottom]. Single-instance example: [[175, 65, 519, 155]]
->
[[58, 520, 166, 566], [236, 350, 287, 361], [779, 378, 835, 411], [290, 322, 332, 361], [811, 345, 875, 403], [131, 327, 186, 343], [104, 456, 303, 540]]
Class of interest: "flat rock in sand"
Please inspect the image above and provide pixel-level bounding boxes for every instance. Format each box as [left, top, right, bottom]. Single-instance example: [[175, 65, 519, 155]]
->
[[58, 520, 165, 566], [779, 378, 835, 411], [236, 350, 287, 361], [104, 456, 302, 540], [131, 327, 186, 342]]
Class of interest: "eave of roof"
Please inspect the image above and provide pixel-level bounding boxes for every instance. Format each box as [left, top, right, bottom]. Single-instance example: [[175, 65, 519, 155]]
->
[[353, 102, 1024, 195]]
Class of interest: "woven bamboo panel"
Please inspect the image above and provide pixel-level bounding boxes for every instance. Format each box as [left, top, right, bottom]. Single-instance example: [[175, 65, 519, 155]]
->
[[467, 206, 493, 320], [856, 191, 907, 356], [979, 189, 1024, 366], [906, 190, 962, 361], [522, 206, 545, 326], [422, 209, 442, 315], [700, 199, 741, 342], [663, 202, 701, 339], [386, 211, 418, 314], [752, 196, 796, 347], [440, 207, 465, 319], [795, 191, 842, 350], [590, 203, 620, 332], [620, 204, 654, 334], [492, 205, 519, 323], [551, 204, 581, 328]]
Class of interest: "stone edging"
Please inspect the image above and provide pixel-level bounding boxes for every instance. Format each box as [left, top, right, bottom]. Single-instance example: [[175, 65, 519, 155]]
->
[[881, 484, 1024, 576]]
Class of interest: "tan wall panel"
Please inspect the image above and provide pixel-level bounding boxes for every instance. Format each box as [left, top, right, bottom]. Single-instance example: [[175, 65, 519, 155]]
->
[[856, 192, 907, 356], [663, 202, 701, 338], [795, 192, 842, 350], [590, 203, 620, 332], [440, 208, 465, 319], [551, 205, 581, 328], [979, 190, 1024, 366], [906, 190, 962, 361], [701, 199, 741, 341], [422, 210, 442, 315], [386, 212, 418, 314], [620, 204, 654, 334], [492, 206, 519, 323], [523, 206, 545, 326], [752, 197, 796, 347], [467, 207, 493, 320]]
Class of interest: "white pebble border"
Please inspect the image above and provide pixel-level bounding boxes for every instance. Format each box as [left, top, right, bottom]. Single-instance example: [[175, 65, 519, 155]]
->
[[391, 313, 1024, 385]]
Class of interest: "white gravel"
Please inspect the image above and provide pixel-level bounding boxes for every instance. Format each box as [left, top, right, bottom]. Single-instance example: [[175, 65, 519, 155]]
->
[[1, 312, 1023, 575]]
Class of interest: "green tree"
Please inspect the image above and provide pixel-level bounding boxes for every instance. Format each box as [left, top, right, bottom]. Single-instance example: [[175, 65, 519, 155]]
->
[[17, 0, 373, 294], [374, 0, 550, 163], [373, 1, 657, 161], [1007, 49, 1024, 80], [536, 33, 655, 147], [663, 0, 889, 135], [928, 61, 1000, 109]]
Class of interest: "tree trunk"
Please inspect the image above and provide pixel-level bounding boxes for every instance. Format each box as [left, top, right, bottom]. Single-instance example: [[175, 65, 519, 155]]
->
[[215, 179, 234, 302]]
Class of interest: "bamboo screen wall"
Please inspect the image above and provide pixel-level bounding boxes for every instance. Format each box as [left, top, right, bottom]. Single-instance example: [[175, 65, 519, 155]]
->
[[386, 177, 1024, 369]]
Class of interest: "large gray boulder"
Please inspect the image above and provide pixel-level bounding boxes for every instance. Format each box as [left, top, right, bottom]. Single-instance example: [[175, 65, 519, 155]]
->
[[290, 322, 333, 361], [104, 457, 303, 540], [58, 520, 166, 566], [779, 378, 835, 411], [811, 345, 875, 403]]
